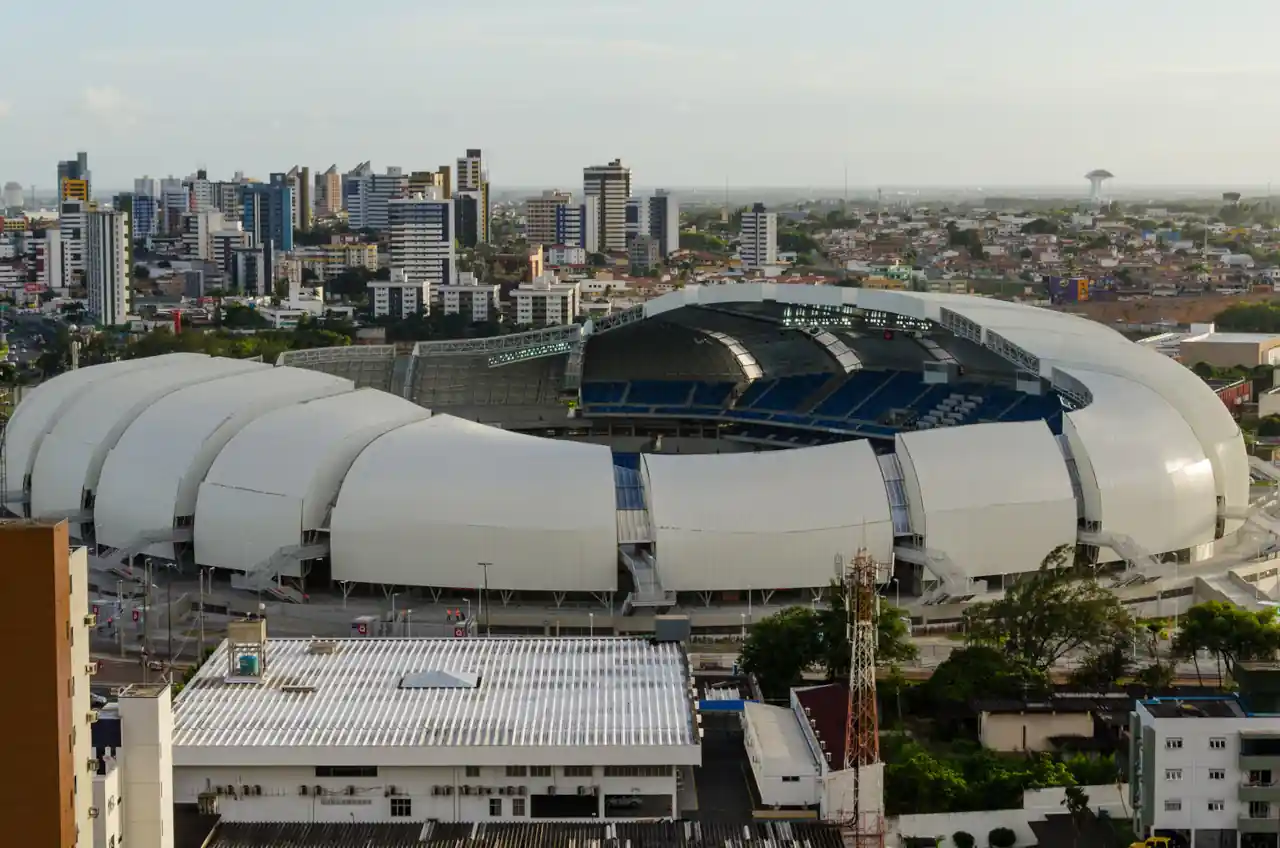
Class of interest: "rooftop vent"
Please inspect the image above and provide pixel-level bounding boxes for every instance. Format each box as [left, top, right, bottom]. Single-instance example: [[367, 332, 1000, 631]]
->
[[399, 670, 480, 690], [308, 641, 339, 655]]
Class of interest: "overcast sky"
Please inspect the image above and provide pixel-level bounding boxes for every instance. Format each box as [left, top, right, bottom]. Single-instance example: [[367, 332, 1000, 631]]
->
[[7, 0, 1279, 191]]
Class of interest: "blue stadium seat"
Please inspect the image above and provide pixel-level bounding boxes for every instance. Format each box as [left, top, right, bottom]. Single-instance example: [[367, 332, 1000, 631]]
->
[[614, 465, 646, 509], [736, 379, 777, 408], [691, 381, 735, 407], [627, 380, 696, 406], [752, 373, 831, 412], [581, 382, 628, 404], [851, 372, 925, 422], [812, 371, 892, 418]]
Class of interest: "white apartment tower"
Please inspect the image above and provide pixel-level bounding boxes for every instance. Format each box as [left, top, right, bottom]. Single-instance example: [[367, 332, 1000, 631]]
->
[[739, 202, 777, 270], [455, 149, 489, 243], [369, 267, 430, 319], [515, 272, 580, 326], [583, 159, 631, 253], [86, 209, 131, 325], [388, 190, 455, 290], [344, 163, 407, 231], [59, 198, 87, 281], [438, 271, 501, 323]]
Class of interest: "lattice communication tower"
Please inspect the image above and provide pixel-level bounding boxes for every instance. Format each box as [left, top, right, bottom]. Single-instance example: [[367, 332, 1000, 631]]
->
[[841, 549, 885, 848]]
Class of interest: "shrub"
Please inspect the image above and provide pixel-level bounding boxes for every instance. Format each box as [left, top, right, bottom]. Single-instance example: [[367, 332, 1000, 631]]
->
[[952, 831, 976, 848], [988, 827, 1017, 848]]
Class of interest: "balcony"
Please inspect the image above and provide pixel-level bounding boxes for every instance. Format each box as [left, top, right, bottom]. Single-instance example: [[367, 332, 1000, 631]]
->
[[1240, 779, 1280, 803], [1238, 813, 1280, 834]]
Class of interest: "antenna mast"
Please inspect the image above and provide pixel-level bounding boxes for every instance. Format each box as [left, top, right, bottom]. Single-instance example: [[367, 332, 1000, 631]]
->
[[842, 549, 885, 848]]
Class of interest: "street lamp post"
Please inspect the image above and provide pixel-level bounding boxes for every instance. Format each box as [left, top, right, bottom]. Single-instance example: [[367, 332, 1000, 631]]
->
[[478, 563, 492, 636], [740, 612, 746, 641], [390, 592, 399, 636], [589, 612, 594, 639], [405, 609, 412, 638]]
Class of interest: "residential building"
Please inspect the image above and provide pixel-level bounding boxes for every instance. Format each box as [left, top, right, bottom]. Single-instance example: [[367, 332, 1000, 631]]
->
[[453, 190, 482, 249], [86, 208, 131, 325], [131, 195, 159, 241], [388, 191, 454, 294], [514, 272, 580, 326], [231, 244, 271, 296], [285, 166, 312, 233], [740, 202, 778, 270], [241, 174, 294, 252], [553, 201, 582, 250], [437, 271, 500, 323], [649, 190, 680, 257], [527, 190, 573, 246], [2, 181, 24, 208], [0, 521, 96, 848], [1130, 694, 1280, 847], [408, 170, 446, 198], [185, 170, 214, 212], [35, 228, 65, 289], [437, 164, 452, 199], [369, 267, 429, 318], [210, 228, 250, 275], [57, 151, 91, 200], [169, 629, 699, 823], [59, 198, 87, 282], [318, 239, 378, 278], [344, 163, 407, 232], [61, 178, 89, 202], [314, 165, 341, 218], [134, 175, 160, 199], [629, 234, 660, 274], [583, 159, 631, 252], [160, 177, 189, 235], [545, 245, 587, 267], [579, 195, 601, 254], [212, 181, 243, 222], [455, 149, 489, 243], [181, 210, 237, 261]]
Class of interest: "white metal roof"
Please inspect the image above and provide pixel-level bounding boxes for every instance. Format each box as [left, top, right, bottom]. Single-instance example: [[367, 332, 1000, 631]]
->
[[173, 637, 696, 749], [743, 702, 819, 778]]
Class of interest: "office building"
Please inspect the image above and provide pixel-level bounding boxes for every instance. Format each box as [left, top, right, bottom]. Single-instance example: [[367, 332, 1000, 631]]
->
[[527, 190, 573, 246], [286, 165, 312, 233], [160, 178, 189, 235], [438, 271, 501, 323], [369, 267, 430, 318], [131, 195, 159, 241], [0, 521, 96, 848], [35, 228, 65, 289], [557, 195, 600, 254], [185, 170, 214, 212], [212, 181, 243, 222], [455, 149, 489, 243], [1131, 694, 1280, 847], [180, 210, 237, 261], [169, 630, 699, 823], [388, 191, 454, 291], [739, 202, 777, 270], [231, 244, 271, 296], [86, 209, 131, 325], [514, 272, 580, 326], [61, 178, 89, 202], [344, 162, 407, 231], [134, 175, 160, 199], [583, 159, 631, 252], [241, 174, 294, 252], [57, 151, 91, 201], [314, 165, 341, 218], [453, 190, 482, 249], [629, 233, 660, 274], [649, 190, 680, 257]]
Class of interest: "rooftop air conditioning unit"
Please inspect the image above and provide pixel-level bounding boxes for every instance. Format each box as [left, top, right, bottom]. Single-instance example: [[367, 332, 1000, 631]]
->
[[431, 786, 440, 797], [253, 785, 262, 796], [86, 710, 100, 724], [300, 785, 309, 796], [548, 786, 557, 796], [344, 786, 356, 796], [86, 758, 98, 773], [84, 614, 97, 627], [578, 786, 588, 796], [88, 807, 99, 818], [444, 786, 454, 796], [214, 786, 224, 796], [517, 786, 527, 796], [241, 785, 251, 797], [385, 786, 398, 797], [314, 785, 323, 796], [85, 662, 99, 676], [226, 785, 237, 798], [506, 786, 516, 795]]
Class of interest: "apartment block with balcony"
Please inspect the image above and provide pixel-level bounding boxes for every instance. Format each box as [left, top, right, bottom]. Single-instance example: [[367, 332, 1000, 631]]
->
[[1132, 691, 1280, 848]]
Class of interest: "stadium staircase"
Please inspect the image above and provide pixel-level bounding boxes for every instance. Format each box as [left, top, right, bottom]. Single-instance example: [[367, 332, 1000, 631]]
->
[[1076, 530, 1166, 586], [91, 528, 194, 581], [230, 542, 329, 603], [1198, 573, 1269, 612], [894, 543, 982, 605], [619, 547, 676, 615]]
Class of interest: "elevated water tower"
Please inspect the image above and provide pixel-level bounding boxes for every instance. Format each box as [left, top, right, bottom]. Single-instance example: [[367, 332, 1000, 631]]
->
[[1085, 169, 1114, 205]]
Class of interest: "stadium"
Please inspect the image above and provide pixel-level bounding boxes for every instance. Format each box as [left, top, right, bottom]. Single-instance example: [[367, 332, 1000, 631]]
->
[[0, 285, 1259, 619]]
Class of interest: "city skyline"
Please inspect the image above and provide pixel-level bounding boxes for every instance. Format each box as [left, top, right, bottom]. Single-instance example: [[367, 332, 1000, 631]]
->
[[5, 0, 1280, 189]]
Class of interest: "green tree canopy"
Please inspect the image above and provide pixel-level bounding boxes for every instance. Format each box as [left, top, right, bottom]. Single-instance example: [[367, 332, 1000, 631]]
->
[[1173, 601, 1280, 682], [738, 607, 822, 699], [1215, 302, 1280, 333], [1021, 218, 1059, 235], [963, 545, 1132, 672]]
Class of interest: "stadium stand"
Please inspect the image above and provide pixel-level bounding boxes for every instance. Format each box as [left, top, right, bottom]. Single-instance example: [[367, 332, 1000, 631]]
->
[[276, 345, 396, 392], [584, 323, 742, 381], [410, 354, 564, 408]]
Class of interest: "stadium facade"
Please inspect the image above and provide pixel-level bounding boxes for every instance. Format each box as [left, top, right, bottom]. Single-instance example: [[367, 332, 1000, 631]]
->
[[1, 286, 1248, 608]]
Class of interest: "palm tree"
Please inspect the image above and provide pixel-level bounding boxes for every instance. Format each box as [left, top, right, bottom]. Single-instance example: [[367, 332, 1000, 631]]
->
[[1062, 785, 1090, 848]]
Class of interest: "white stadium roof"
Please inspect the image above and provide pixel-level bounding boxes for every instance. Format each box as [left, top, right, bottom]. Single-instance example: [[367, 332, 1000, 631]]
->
[[6, 286, 1249, 592], [172, 637, 697, 764]]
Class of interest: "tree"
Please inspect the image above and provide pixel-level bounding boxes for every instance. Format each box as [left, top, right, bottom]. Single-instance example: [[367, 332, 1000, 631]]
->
[[988, 826, 1017, 848], [952, 832, 975, 848], [738, 607, 822, 700], [133, 264, 151, 280], [301, 267, 320, 283], [1021, 218, 1059, 235], [922, 645, 1047, 707], [1068, 639, 1131, 692], [883, 741, 969, 815], [1063, 785, 1090, 848], [1173, 601, 1280, 684], [964, 545, 1132, 673], [817, 579, 918, 680]]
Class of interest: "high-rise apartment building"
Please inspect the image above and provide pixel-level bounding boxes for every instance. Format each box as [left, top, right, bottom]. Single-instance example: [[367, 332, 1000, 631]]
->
[[61, 179, 89, 202], [2, 181, 24, 208], [455, 149, 489, 243], [527, 190, 573, 246], [388, 191, 454, 292], [286, 166, 312, 233], [241, 174, 294, 252], [185, 170, 213, 212], [514, 272, 580, 326], [369, 267, 430, 319], [36, 228, 65, 289], [453, 190, 483, 249], [626, 191, 680, 258], [739, 202, 777, 270], [437, 271, 501, 323], [629, 233, 660, 273], [59, 198, 87, 282], [343, 162, 407, 231], [231, 244, 270, 296], [159, 178, 189, 235], [314, 165, 341, 218], [86, 209, 131, 325], [57, 152, 91, 201], [583, 159, 631, 252], [131, 195, 158, 241], [134, 176, 160, 199], [0, 521, 96, 848]]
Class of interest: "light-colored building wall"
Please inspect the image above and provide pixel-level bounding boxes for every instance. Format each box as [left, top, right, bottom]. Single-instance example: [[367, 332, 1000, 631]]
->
[[91, 759, 122, 848], [1181, 336, 1280, 369], [118, 686, 175, 848], [978, 711, 1094, 753]]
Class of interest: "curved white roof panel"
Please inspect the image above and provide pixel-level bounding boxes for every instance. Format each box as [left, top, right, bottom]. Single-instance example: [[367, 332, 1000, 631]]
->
[[29, 356, 264, 528], [895, 420, 1078, 578], [94, 366, 353, 557], [643, 441, 894, 591], [1063, 369, 1219, 562], [194, 389, 431, 573], [329, 415, 618, 592], [3, 354, 204, 512]]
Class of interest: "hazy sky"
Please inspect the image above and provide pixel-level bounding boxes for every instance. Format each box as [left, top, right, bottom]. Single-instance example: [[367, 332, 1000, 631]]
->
[[7, 0, 1280, 191]]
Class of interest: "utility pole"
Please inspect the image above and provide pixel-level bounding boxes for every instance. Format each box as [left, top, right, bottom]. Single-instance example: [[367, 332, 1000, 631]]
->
[[478, 562, 492, 636], [142, 558, 153, 684], [197, 568, 206, 660]]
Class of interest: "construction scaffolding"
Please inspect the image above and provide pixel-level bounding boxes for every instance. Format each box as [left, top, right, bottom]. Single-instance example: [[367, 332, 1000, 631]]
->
[[842, 549, 886, 848]]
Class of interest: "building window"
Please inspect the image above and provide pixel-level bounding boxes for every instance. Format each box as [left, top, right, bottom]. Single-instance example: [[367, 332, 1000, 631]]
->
[[1210, 737, 1227, 750], [512, 797, 526, 817], [1165, 769, 1183, 781], [465, 766, 480, 778], [1164, 800, 1182, 812], [489, 798, 502, 817], [564, 766, 593, 778], [782, 776, 800, 783], [1208, 800, 1225, 812], [530, 766, 551, 777], [1209, 769, 1226, 780], [314, 766, 377, 778], [603, 765, 672, 778], [505, 766, 528, 778], [1165, 738, 1183, 750], [390, 798, 412, 818]]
